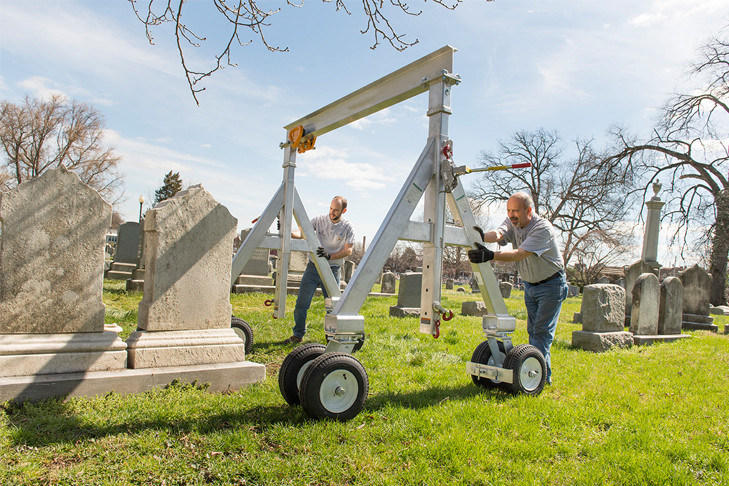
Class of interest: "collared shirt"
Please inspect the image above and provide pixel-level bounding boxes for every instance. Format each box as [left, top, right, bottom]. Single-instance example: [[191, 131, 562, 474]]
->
[[311, 215, 355, 265], [497, 213, 564, 284]]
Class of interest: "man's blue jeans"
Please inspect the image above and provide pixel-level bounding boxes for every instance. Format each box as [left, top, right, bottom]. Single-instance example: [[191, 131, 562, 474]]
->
[[292, 261, 341, 338], [523, 274, 568, 384]]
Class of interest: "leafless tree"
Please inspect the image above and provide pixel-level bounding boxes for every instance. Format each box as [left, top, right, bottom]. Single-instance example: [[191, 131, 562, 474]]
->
[[470, 129, 635, 268], [568, 229, 632, 287], [385, 243, 421, 274], [128, 0, 473, 105], [609, 26, 729, 305], [0, 95, 124, 204]]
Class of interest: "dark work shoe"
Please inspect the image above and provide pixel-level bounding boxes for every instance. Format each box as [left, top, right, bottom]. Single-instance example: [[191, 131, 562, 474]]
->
[[282, 336, 302, 345]]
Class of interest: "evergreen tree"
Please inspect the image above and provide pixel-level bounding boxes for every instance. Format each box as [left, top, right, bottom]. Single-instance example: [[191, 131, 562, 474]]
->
[[154, 171, 183, 204]]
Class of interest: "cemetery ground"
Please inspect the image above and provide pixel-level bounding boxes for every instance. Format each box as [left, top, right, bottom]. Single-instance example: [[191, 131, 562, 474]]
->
[[1, 282, 728, 485]]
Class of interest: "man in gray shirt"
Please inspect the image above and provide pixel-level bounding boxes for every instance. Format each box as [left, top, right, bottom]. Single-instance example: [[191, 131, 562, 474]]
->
[[467, 192, 568, 384]]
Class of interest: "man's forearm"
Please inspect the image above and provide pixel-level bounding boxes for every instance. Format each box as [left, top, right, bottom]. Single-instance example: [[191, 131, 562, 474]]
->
[[493, 248, 530, 262], [482, 230, 503, 244]]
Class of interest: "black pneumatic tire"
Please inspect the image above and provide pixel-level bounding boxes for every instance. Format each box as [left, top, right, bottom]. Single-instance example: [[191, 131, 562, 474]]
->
[[470, 340, 506, 389], [278, 343, 327, 406], [299, 353, 369, 421], [502, 344, 546, 396], [231, 316, 253, 355]]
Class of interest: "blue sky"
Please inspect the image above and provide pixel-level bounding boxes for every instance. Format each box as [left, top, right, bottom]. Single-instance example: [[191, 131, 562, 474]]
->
[[1, 0, 727, 264]]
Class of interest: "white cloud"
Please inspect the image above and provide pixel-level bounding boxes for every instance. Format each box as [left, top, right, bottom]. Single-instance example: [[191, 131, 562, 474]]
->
[[17, 77, 68, 101], [297, 146, 396, 191]]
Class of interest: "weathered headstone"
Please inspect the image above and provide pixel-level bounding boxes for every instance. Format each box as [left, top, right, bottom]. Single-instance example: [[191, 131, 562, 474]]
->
[[581, 284, 625, 332], [389, 271, 421, 317], [624, 260, 657, 323], [231, 228, 274, 294], [658, 277, 683, 335], [461, 301, 488, 317], [679, 265, 716, 332], [445, 278, 454, 290], [114, 222, 141, 264], [630, 273, 660, 336], [381, 272, 397, 294], [238, 228, 271, 276], [471, 275, 480, 294], [127, 185, 245, 368], [499, 281, 513, 299], [0, 166, 126, 376], [344, 260, 355, 283], [571, 283, 633, 352], [568, 284, 580, 297]]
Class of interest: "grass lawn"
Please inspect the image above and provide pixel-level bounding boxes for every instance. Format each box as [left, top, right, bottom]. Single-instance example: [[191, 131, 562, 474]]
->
[[1, 280, 728, 485]]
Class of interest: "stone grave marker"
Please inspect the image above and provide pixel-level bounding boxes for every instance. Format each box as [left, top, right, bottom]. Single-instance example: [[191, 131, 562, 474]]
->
[[381, 272, 397, 294], [499, 281, 513, 299], [679, 265, 717, 332], [445, 278, 454, 290], [624, 260, 657, 323], [658, 276, 683, 335], [572, 283, 633, 352], [128, 185, 245, 368], [0, 166, 126, 376], [389, 271, 422, 317], [630, 273, 660, 336]]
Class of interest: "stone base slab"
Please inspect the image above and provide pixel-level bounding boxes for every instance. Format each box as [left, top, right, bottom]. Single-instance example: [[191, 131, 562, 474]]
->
[[125, 329, 246, 369], [105, 270, 133, 280], [126, 279, 144, 292], [633, 334, 690, 346], [0, 361, 265, 404], [0, 329, 127, 377], [683, 313, 714, 324], [572, 330, 634, 353], [682, 322, 719, 333], [389, 306, 420, 318]]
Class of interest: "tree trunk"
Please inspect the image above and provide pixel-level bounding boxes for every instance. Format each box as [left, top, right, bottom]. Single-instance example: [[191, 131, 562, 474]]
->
[[709, 189, 729, 306]]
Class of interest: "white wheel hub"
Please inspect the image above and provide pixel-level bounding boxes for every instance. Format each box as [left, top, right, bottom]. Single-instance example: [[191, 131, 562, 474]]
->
[[319, 370, 358, 413], [519, 356, 543, 391]]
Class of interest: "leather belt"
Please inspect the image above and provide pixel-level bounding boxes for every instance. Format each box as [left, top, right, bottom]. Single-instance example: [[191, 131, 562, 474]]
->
[[532, 270, 565, 286]]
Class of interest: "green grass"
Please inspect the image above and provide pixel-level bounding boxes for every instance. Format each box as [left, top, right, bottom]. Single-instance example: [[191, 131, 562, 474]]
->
[[1, 282, 728, 485]]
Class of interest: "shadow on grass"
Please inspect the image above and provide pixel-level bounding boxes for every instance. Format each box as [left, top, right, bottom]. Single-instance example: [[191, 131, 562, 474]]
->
[[366, 383, 512, 412], [3, 382, 512, 447], [2, 395, 314, 448]]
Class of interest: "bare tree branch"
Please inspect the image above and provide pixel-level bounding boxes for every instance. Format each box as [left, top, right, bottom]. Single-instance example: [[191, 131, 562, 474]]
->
[[129, 0, 472, 104]]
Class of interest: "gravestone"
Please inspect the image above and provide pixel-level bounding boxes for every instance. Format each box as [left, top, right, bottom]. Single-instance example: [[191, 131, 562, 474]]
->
[[105, 221, 141, 280], [499, 281, 513, 299], [581, 284, 625, 332], [0, 166, 127, 376], [624, 260, 657, 324], [238, 228, 271, 276], [568, 284, 580, 297], [445, 278, 454, 290], [679, 265, 717, 332], [631, 273, 690, 345], [381, 272, 397, 294], [127, 185, 246, 368], [571, 284, 633, 352], [344, 260, 355, 283], [231, 228, 274, 294], [471, 275, 480, 293], [658, 277, 683, 335], [629, 273, 660, 336], [461, 301, 488, 317], [114, 222, 141, 264], [389, 271, 422, 317]]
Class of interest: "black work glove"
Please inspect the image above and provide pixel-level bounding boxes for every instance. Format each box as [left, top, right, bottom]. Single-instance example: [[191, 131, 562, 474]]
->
[[468, 242, 494, 264], [316, 247, 330, 260]]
